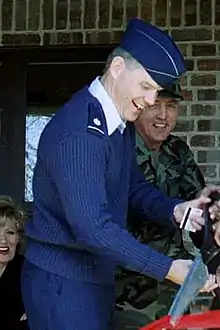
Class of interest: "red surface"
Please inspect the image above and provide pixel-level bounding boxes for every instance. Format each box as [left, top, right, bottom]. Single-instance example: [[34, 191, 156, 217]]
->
[[140, 311, 220, 330]]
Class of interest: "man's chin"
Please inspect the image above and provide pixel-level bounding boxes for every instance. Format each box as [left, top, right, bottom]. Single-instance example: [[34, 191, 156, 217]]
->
[[126, 112, 142, 122], [152, 135, 168, 144]]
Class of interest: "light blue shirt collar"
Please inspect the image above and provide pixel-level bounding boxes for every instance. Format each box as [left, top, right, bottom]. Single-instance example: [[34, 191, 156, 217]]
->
[[88, 77, 126, 136]]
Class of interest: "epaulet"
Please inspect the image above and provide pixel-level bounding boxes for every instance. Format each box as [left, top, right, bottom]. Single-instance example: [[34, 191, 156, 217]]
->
[[87, 103, 107, 137]]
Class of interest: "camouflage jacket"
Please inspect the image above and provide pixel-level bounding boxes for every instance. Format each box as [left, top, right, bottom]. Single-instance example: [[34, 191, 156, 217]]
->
[[136, 133, 205, 200], [127, 133, 205, 252], [115, 134, 206, 320]]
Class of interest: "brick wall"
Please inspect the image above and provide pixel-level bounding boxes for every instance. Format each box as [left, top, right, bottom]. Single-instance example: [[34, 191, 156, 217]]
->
[[1, 0, 220, 183]]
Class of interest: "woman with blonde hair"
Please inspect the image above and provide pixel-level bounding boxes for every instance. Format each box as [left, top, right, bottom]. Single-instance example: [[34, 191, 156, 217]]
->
[[0, 196, 28, 330]]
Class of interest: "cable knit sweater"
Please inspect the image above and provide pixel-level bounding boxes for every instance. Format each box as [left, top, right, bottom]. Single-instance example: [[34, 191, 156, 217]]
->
[[25, 86, 181, 284]]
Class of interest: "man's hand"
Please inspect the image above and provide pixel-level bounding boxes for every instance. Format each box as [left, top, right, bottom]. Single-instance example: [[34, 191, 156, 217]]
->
[[165, 259, 193, 285], [174, 196, 211, 231], [174, 186, 220, 231], [198, 186, 220, 221], [166, 259, 218, 292]]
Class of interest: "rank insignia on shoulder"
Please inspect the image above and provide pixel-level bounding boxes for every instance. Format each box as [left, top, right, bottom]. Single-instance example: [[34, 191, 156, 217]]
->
[[87, 105, 106, 136], [87, 118, 105, 135], [93, 118, 101, 126]]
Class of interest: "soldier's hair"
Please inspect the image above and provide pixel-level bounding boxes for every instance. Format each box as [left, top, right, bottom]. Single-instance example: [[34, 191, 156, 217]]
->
[[103, 46, 142, 74], [0, 196, 26, 234]]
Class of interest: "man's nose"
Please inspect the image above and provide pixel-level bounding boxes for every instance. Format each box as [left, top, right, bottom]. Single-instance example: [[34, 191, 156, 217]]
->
[[0, 232, 7, 243], [144, 90, 157, 106], [157, 105, 167, 119]]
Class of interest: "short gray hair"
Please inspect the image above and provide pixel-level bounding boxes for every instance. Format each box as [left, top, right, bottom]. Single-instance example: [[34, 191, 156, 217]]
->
[[103, 46, 141, 74]]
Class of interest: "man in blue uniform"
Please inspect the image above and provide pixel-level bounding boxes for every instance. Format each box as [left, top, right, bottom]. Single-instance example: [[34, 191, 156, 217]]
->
[[21, 18, 218, 330]]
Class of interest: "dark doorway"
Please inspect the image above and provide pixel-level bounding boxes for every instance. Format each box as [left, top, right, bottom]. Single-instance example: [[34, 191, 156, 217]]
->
[[0, 45, 115, 211]]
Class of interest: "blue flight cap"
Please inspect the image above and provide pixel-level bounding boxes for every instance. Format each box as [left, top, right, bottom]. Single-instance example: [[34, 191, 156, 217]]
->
[[120, 18, 186, 88]]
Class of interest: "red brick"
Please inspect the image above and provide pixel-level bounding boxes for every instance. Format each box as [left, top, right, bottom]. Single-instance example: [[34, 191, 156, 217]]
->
[[179, 104, 187, 116], [56, 32, 71, 44], [182, 89, 193, 101], [99, 0, 110, 29], [126, 0, 139, 20], [179, 75, 187, 86], [43, 33, 51, 45], [191, 135, 215, 147], [191, 104, 216, 116], [70, 0, 82, 29], [200, 0, 212, 25], [111, 0, 124, 28], [206, 180, 220, 185], [43, 0, 53, 29], [191, 74, 216, 86], [84, 0, 96, 29], [192, 44, 216, 57], [15, 0, 26, 31], [199, 165, 217, 178], [56, 0, 68, 29], [170, 0, 181, 26], [174, 120, 194, 132], [140, 0, 152, 23], [2, 0, 12, 30], [86, 31, 114, 44], [87, 31, 123, 44], [2, 33, 41, 45], [111, 31, 124, 43], [171, 28, 212, 42], [177, 43, 189, 57], [185, 0, 197, 26], [155, 0, 167, 26], [28, 0, 40, 30], [197, 89, 220, 101], [185, 60, 194, 71], [197, 60, 220, 70], [215, 29, 220, 41], [71, 32, 83, 44], [198, 120, 220, 131], [56, 32, 83, 45], [215, 0, 220, 24], [198, 150, 220, 162]]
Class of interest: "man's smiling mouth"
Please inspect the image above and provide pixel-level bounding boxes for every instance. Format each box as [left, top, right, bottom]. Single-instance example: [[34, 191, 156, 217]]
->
[[153, 123, 167, 128]]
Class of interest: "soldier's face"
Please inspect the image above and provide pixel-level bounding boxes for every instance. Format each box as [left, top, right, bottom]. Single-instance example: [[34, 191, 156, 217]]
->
[[135, 96, 179, 146], [108, 57, 162, 122]]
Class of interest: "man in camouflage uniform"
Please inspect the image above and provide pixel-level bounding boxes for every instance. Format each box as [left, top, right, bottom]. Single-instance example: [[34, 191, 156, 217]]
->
[[114, 83, 206, 329]]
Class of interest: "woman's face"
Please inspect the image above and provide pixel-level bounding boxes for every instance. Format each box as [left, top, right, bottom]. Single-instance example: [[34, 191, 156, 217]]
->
[[0, 218, 19, 266]]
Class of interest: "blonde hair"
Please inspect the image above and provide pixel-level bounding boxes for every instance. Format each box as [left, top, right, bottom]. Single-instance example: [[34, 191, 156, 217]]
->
[[0, 196, 26, 234]]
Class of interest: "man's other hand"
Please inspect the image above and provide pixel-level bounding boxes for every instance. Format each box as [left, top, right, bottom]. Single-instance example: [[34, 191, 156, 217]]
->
[[198, 185, 220, 221], [174, 196, 211, 231], [166, 259, 218, 293]]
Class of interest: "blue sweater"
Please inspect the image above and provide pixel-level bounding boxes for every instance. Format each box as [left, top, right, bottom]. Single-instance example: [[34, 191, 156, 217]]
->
[[25, 87, 180, 284]]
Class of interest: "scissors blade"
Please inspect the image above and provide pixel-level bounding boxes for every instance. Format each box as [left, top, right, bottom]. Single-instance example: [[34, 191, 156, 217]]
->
[[168, 253, 208, 325]]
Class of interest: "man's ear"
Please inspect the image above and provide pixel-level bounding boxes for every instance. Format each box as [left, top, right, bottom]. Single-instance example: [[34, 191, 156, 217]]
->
[[109, 56, 126, 79]]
